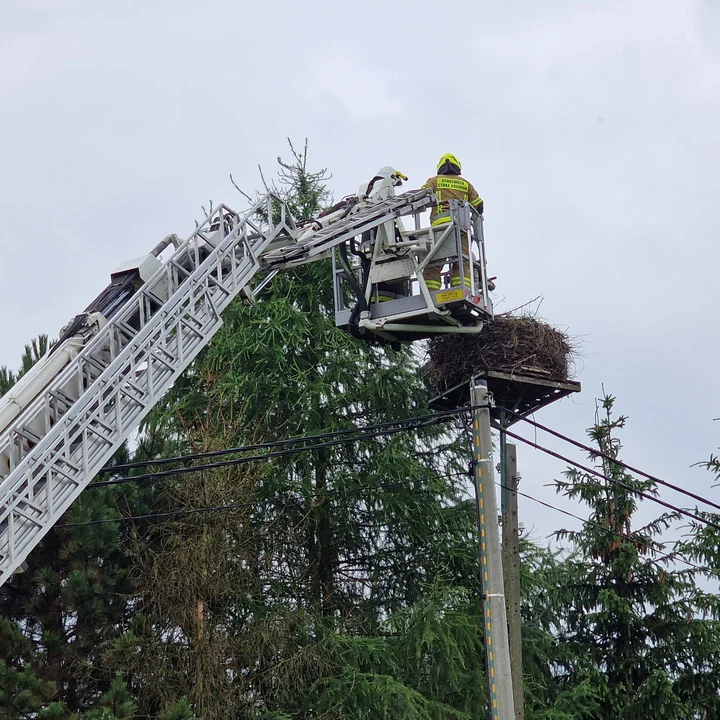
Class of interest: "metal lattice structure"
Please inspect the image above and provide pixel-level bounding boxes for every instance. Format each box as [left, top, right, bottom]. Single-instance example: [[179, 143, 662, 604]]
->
[[0, 188, 436, 586]]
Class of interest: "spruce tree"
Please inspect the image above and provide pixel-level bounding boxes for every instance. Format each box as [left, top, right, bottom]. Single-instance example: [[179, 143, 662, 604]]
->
[[12, 150, 712, 720], [547, 394, 720, 718], [110, 142, 609, 719]]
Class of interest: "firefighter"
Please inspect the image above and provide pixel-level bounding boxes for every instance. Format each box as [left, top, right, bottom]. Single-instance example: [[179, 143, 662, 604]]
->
[[422, 153, 483, 292]]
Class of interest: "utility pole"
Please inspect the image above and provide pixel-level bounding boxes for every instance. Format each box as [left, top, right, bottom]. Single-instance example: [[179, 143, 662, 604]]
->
[[432, 370, 580, 719], [500, 439, 524, 720], [471, 379, 515, 720]]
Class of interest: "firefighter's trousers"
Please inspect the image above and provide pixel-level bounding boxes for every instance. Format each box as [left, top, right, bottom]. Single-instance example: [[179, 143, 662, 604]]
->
[[423, 229, 471, 291]]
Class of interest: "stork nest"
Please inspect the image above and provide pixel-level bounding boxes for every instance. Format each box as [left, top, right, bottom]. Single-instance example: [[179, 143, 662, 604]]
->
[[427, 315, 575, 392]]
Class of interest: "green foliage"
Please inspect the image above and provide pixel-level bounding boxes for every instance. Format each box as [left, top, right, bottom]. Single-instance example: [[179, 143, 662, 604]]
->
[[0, 365, 16, 397], [1, 621, 140, 718], [19, 334, 50, 377], [384, 589, 487, 715], [0, 484, 137, 713], [268, 137, 333, 220], [0, 617, 57, 719], [313, 669, 465, 719], [84, 675, 136, 719], [697, 448, 720, 489], [159, 698, 198, 720]]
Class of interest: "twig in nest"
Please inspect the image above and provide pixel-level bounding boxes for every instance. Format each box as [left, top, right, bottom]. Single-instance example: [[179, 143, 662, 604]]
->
[[498, 295, 543, 317]]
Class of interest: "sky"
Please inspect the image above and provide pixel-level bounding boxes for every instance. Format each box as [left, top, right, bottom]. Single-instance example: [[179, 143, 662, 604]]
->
[[1, 0, 719, 547]]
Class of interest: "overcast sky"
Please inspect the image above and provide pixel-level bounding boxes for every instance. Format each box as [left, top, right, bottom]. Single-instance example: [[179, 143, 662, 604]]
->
[[1, 0, 719, 547]]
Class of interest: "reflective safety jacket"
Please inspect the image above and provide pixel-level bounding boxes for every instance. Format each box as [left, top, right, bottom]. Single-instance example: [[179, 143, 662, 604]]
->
[[422, 174, 483, 224]]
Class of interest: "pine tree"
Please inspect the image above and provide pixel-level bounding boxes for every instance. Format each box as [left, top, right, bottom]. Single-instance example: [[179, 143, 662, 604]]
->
[[0, 616, 58, 719], [0, 334, 49, 398], [84, 675, 136, 719], [0, 366, 16, 397]]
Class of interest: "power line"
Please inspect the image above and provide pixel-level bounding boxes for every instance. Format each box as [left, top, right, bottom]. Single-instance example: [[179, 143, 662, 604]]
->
[[102, 404, 488, 473], [502, 481, 710, 573], [494, 422, 720, 533], [61, 468, 711, 574], [88, 407, 720, 536], [88, 420, 466, 490], [496, 405, 720, 515]]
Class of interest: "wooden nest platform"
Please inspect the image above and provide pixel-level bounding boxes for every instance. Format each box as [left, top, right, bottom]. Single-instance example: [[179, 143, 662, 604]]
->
[[427, 316, 581, 423]]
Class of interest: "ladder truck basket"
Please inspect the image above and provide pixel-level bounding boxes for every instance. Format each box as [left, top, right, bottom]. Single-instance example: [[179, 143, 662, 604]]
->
[[332, 198, 493, 345]]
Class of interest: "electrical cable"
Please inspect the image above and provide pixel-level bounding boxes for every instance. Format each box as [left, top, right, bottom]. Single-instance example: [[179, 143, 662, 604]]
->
[[102, 404, 487, 473], [47, 394, 720, 566], [88, 407, 720, 535], [496, 405, 720, 515], [496, 480, 710, 573], [60, 467, 712, 574], [493, 421, 720, 533], [88, 418, 469, 490], [102, 403, 719, 531]]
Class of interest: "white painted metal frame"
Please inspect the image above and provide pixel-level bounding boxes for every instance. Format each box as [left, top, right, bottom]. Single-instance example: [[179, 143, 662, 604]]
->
[[0, 195, 294, 584], [0, 188, 436, 586], [260, 189, 433, 269]]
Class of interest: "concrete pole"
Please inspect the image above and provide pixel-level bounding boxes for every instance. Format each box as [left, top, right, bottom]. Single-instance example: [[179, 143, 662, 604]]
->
[[471, 379, 516, 720], [501, 441, 525, 720]]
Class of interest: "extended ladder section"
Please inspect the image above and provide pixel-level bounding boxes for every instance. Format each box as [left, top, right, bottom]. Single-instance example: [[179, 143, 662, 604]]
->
[[0, 188, 435, 586], [261, 189, 433, 269]]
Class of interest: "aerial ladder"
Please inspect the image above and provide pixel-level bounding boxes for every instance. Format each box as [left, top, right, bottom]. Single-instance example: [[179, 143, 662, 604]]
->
[[0, 167, 493, 586]]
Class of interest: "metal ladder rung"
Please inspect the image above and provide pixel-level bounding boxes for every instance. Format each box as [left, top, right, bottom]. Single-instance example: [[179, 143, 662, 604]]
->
[[178, 316, 205, 338], [14, 427, 43, 445], [46, 460, 80, 482], [83, 353, 110, 377], [150, 349, 176, 372], [49, 389, 79, 412], [86, 418, 114, 444], [207, 275, 232, 296], [169, 259, 192, 279], [118, 380, 146, 405], [9, 504, 44, 527], [11, 492, 43, 513], [114, 320, 140, 343]]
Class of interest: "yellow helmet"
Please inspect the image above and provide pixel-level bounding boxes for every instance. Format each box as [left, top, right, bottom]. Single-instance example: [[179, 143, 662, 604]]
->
[[437, 153, 461, 172]]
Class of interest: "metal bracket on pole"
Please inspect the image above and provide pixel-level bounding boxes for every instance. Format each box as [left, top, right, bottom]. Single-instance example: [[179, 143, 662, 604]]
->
[[471, 379, 515, 720]]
